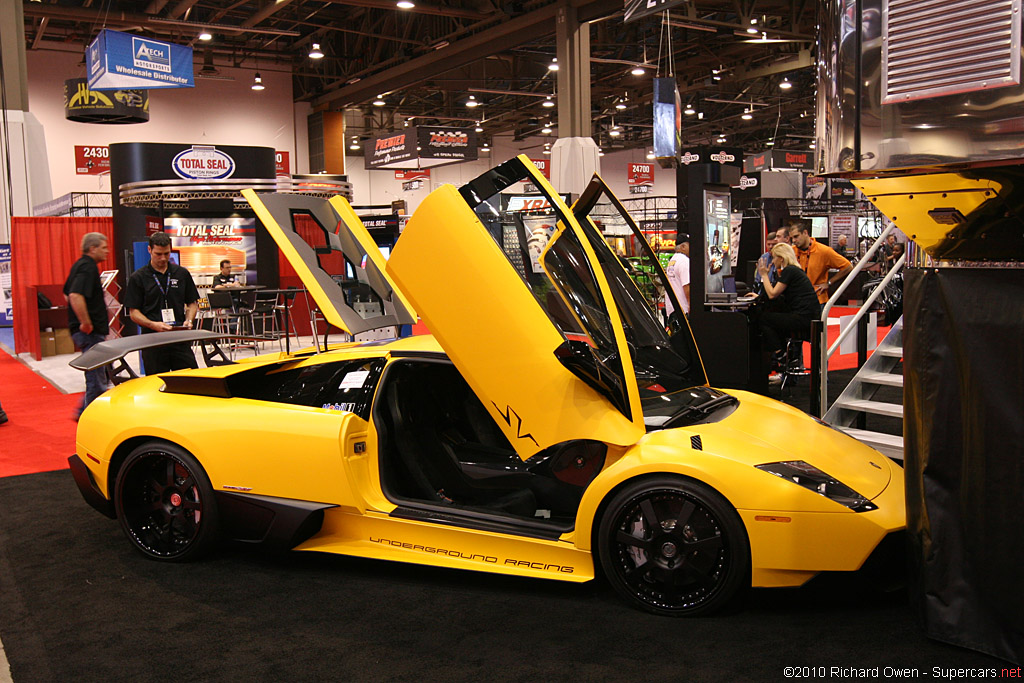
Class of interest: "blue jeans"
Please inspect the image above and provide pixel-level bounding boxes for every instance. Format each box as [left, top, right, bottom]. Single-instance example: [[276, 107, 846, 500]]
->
[[72, 330, 109, 418]]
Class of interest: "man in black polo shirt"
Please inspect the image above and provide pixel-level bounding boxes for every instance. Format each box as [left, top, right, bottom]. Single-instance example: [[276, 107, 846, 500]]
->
[[64, 232, 110, 418], [124, 232, 200, 373]]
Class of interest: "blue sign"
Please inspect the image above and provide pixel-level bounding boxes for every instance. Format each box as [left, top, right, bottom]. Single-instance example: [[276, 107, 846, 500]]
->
[[87, 29, 194, 90], [0, 244, 12, 327]]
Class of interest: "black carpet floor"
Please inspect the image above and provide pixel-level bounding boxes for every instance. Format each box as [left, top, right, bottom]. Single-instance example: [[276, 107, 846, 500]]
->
[[0, 469, 1004, 682]]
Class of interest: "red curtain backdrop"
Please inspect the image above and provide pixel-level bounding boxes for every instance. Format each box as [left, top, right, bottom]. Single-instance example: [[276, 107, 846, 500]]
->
[[11, 217, 115, 358]]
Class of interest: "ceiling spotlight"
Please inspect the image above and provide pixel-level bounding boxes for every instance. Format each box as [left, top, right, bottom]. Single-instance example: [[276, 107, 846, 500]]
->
[[646, 150, 655, 160], [684, 105, 695, 115], [741, 109, 753, 120], [766, 139, 775, 146], [712, 73, 722, 81], [198, 31, 213, 41], [349, 137, 360, 150], [541, 124, 552, 134], [598, 149, 605, 157], [465, 95, 479, 108], [544, 148, 552, 155], [251, 72, 264, 91], [542, 96, 555, 108], [396, 1, 415, 8], [372, 95, 386, 106], [615, 101, 627, 111], [609, 128, 621, 137], [481, 143, 490, 152], [809, 142, 817, 149], [779, 77, 793, 90], [747, 27, 759, 34], [751, 17, 758, 24], [403, 119, 410, 127], [548, 57, 559, 71], [475, 124, 483, 132], [309, 43, 324, 59], [631, 66, 646, 76]]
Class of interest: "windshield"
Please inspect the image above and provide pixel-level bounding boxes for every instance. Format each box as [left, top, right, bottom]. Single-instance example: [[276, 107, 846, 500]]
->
[[572, 178, 707, 395], [459, 157, 631, 417]]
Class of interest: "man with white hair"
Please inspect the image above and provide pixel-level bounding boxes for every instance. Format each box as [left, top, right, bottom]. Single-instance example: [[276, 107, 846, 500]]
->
[[64, 232, 110, 419]]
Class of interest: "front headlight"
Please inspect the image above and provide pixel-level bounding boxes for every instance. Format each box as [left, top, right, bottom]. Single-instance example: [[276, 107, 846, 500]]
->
[[755, 460, 877, 512]]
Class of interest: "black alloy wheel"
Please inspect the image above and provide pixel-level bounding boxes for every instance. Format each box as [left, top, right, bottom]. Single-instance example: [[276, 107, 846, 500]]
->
[[114, 442, 219, 562], [597, 477, 749, 616]]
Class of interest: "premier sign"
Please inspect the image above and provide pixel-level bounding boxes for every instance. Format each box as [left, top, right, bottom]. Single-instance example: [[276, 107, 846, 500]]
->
[[366, 126, 477, 169]]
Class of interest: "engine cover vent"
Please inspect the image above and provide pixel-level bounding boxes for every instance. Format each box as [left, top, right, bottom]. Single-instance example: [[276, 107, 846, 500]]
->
[[883, 0, 1021, 104]]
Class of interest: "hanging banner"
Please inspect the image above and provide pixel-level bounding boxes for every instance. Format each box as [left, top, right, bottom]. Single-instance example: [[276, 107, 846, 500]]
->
[[163, 218, 257, 284], [365, 126, 477, 169], [744, 152, 771, 173], [64, 78, 149, 124], [653, 77, 681, 168], [275, 151, 290, 176], [87, 29, 194, 91], [394, 169, 431, 180], [627, 162, 654, 186], [0, 244, 12, 326], [75, 145, 111, 175], [625, 0, 688, 22], [772, 150, 814, 171]]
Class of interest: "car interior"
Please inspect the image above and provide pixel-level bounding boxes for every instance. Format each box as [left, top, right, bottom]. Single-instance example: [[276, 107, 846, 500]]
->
[[375, 359, 606, 530]]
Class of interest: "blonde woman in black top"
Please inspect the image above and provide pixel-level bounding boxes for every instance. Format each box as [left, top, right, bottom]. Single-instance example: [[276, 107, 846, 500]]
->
[[756, 242, 820, 356]]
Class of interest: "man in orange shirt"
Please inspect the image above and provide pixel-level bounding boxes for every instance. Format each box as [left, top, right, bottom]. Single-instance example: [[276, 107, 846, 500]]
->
[[788, 219, 852, 306]]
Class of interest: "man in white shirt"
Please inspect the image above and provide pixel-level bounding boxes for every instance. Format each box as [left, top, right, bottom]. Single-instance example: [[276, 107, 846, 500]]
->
[[664, 234, 691, 317]]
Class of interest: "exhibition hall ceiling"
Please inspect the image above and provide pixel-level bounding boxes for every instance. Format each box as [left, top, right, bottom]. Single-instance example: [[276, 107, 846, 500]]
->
[[24, 0, 817, 154]]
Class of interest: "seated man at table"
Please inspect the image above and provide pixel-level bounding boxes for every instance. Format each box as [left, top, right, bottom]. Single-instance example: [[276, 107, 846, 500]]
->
[[212, 259, 241, 289]]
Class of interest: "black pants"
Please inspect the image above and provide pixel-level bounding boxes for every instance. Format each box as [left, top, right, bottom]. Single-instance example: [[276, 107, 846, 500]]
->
[[141, 342, 198, 374], [760, 311, 812, 354]]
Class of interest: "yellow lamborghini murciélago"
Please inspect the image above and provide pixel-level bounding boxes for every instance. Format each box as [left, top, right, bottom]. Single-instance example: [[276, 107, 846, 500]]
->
[[69, 156, 905, 615]]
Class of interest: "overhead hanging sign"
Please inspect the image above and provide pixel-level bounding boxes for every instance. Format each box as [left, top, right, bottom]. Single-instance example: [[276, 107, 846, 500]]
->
[[624, 0, 688, 22], [365, 126, 477, 170], [628, 162, 654, 186], [64, 78, 149, 124], [394, 169, 431, 180], [652, 77, 681, 168], [75, 145, 111, 175], [275, 151, 290, 176], [87, 29, 194, 90], [772, 150, 814, 171], [529, 159, 550, 179]]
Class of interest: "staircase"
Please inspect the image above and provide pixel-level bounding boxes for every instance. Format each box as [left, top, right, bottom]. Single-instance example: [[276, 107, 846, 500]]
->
[[823, 316, 904, 461]]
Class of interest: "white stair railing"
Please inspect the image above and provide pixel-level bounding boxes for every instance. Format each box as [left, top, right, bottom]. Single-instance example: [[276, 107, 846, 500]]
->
[[817, 222, 906, 417]]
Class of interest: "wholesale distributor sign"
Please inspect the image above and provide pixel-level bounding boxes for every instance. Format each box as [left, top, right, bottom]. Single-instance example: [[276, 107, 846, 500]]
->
[[87, 29, 194, 90]]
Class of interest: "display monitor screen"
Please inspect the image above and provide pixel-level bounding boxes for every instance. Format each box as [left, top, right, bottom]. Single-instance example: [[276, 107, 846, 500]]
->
[[703, 188, 732, 299], [809, 216, 829, 239]]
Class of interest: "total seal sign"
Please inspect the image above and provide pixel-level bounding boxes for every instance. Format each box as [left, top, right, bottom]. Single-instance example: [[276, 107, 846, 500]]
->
[[172, 146, 236, 180]]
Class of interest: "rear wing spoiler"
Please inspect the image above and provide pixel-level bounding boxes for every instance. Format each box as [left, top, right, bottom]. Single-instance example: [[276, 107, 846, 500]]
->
[[69, 331, 246, 384]]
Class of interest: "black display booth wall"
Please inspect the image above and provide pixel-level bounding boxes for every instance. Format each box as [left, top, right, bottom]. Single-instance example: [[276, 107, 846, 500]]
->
[[904, 268, 1024, 664], [108, 142, 279, 318]]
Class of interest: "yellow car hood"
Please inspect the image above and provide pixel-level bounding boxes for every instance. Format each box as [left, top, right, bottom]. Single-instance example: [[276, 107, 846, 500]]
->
[[696, 389, 894, 501]]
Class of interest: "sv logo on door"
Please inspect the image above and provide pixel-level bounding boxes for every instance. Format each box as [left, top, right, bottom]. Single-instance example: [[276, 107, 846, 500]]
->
[[491, 402, 539, 447]]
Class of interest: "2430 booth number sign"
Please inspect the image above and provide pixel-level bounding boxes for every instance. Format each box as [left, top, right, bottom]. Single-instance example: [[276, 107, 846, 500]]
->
[[75, 145, 110, 175]]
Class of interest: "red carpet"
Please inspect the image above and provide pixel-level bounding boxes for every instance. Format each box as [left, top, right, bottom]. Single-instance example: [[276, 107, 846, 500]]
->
[[0, 351, 80, 478]]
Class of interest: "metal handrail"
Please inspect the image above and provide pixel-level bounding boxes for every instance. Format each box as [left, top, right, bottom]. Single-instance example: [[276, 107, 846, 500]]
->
[[817, 222, 905, 417]]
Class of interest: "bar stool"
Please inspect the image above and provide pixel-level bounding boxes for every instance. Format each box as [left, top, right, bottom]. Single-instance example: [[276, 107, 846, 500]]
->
[[779, 330, 812, 391]]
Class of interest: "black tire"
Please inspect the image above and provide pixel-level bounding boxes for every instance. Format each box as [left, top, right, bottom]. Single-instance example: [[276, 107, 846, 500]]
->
[[597, 476, 749, 616], [114, 441, 220, 562]]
